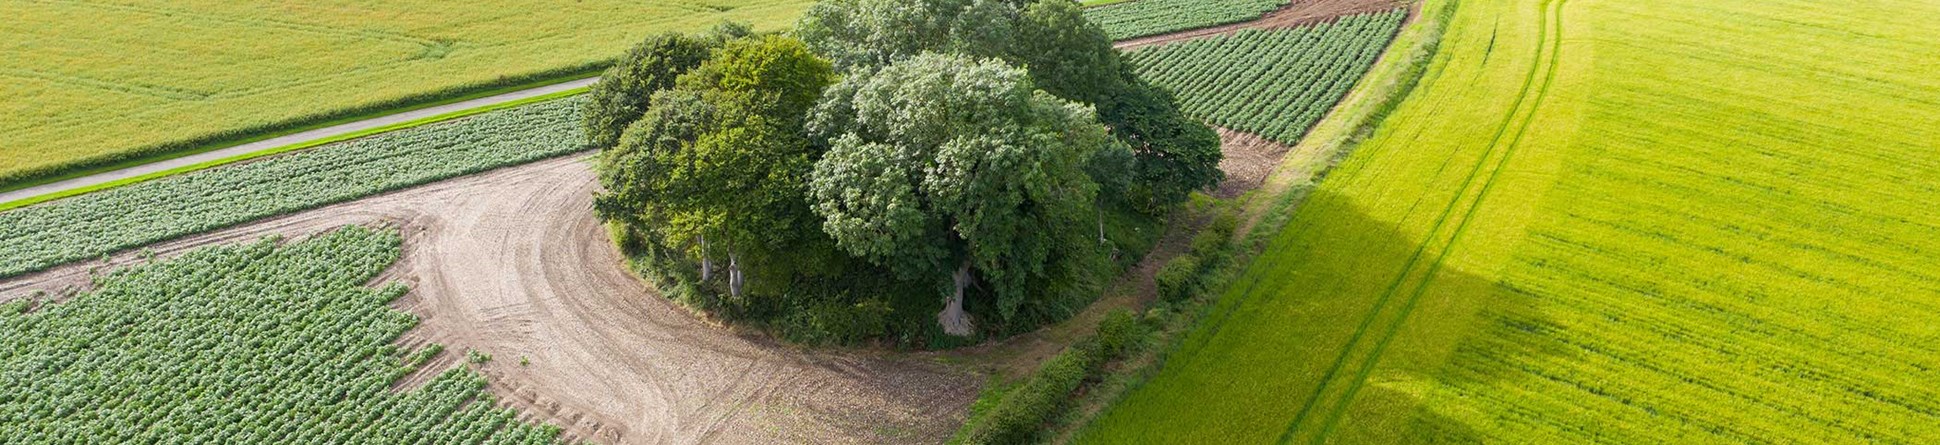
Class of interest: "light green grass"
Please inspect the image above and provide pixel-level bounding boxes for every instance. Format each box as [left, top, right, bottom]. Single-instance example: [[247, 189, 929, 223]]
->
[[0, 0, 811, 188], [1080, 0, 1940, 442]]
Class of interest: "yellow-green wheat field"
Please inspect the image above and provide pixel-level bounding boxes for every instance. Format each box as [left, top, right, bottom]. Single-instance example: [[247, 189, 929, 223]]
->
[[1081, 0, 1940, 442], [0, 0, 811, 185]]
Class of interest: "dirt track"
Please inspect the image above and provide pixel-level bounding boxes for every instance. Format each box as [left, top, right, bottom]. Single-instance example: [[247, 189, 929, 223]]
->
[[1115, 0, 1405, 50], [0, 155, 979, 445]]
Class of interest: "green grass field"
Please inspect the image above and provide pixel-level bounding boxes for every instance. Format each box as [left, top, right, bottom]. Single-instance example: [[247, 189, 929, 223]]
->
[[1081, 0, 1940, 442], [0, 0, 809, 187]]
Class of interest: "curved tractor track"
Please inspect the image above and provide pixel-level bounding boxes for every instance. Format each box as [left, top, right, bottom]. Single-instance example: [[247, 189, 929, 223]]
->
[[0, 155, 980, 445], [1275, 0, 1570, 442]]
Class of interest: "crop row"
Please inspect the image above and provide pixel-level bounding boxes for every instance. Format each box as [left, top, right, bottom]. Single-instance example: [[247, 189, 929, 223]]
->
[[0, 96, 587, 279], [1125, 10, 1406, 145], [0, 227, 567, 444], [1084, 0, 1289, 40]]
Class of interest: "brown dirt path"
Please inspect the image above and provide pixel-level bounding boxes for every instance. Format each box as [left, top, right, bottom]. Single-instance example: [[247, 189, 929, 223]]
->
[[0, 155, 979, 445], [1115, 0, 1405, 50]]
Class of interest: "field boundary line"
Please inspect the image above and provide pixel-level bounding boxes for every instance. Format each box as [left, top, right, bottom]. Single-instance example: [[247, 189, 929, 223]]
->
[[0, 85, 592, 212], [1172, 4, 1439, 368], [1273, 0, 1566, 442]]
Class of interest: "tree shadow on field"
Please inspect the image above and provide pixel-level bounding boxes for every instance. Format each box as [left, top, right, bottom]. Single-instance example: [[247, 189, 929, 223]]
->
[[1188, 188, 1575, 444]]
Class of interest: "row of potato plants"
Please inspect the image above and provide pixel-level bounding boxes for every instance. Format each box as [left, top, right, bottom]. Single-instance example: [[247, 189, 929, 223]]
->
[[1084, 0, 1290, 40], [0, 227, 568, 444], [0, 97, 587, 279], [1125, 9, 1407, 144]]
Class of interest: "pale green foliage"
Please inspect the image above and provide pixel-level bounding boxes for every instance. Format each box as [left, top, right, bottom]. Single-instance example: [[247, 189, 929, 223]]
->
[[0, 227, 565, 444], [795, 0, 1016, 71], [808, 54, 1108, 318], [798, 0, 1224, 209], [0, 98, 586, 279]]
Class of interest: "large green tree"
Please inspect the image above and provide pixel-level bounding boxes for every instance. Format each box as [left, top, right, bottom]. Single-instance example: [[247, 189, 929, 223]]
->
[[796, 0, 1223, 209], [581, 33, 715, 150], [594, 35, 837, 299], [807, 53, 1115, 335]]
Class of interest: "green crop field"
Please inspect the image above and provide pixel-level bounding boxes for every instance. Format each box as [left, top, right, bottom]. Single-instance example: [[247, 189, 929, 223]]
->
[[1084, 0, 1287, 40], [0, 226, 566, 444], [0, 96, 585, 279], [1081, 0, 1940, 442], [0, 0, 809, 187], [1126, 10, 1404, 143]]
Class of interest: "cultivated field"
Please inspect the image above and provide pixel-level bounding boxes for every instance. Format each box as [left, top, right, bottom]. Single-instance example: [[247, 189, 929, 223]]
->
[[0, 227, 569, 444], [0, 97, 585, 278], [0, 155, 982, 444], [1082, 0, 1940, 442], [1126, 10, 1404, 144], [0, 0, 809, 186], [1084, 0, 1287, 39]]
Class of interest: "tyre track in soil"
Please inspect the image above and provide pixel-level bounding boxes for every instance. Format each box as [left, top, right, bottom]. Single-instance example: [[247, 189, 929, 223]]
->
[[0, 154, 981, 445], [1275, 1, 1569, 443]]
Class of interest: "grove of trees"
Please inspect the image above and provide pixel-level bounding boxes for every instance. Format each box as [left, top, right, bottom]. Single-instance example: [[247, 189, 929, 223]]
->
[[585, 0, 1222, 345]]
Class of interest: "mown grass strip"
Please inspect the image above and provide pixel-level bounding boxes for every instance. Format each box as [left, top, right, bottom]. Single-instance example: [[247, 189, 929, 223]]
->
[[0, 87, 589, 213]]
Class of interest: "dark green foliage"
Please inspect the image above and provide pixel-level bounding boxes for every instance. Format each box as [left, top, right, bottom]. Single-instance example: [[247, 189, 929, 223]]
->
[[597, 34, 860, 315], [581, 32, 716, 150], [1155, 254, 1202, 303], [1096, 309, 1142, 358], [958, 340, 1101, 444]]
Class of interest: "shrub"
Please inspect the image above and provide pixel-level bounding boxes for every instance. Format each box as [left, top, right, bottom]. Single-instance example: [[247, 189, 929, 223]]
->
[[1155, 254, 1203, 302], [1096, 309, 1143, 359], [782, 298, 893, 346], [958, 341, 1100, 445]]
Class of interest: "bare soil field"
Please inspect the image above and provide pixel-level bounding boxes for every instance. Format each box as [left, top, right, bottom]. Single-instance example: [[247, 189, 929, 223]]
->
[[0, 155, 979, 445], [1115, 0, 1406, 50]]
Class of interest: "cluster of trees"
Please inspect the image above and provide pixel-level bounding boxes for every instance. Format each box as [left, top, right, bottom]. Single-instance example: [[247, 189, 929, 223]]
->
[[585, 0, 1221, 343]]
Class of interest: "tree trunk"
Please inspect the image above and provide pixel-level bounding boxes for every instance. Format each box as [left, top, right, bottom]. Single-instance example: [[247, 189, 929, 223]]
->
[[698, 236, 712, 282], [1097, 206, 1107, 245], [938, 261, 975, 337], [728, 254, 745, 298]]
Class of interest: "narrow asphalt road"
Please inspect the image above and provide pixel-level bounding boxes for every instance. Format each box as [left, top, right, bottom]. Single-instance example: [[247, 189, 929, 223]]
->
[[0, 77, 600, 206]]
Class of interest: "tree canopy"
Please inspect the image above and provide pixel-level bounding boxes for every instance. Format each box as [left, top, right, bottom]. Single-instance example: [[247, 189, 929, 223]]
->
[[807, 53, 1114, 333], [796, 0, 1223, 209], [593, 34, 838, 299]]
